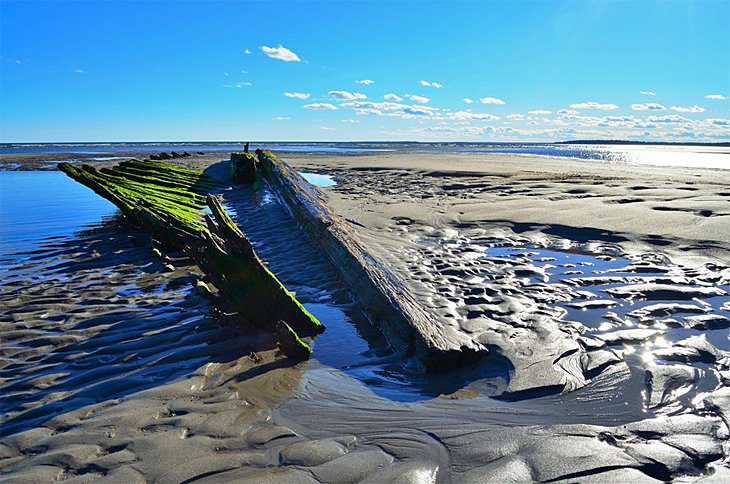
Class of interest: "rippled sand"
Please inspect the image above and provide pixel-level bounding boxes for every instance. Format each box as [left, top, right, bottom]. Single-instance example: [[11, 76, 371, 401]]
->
[[2, 151, 730, 482]]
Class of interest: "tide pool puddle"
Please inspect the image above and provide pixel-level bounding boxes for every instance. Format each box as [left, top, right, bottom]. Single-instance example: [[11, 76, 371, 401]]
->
[[299, 172, 337, 187]]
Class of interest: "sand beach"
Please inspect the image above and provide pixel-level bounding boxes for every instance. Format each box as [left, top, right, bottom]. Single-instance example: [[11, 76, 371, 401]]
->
[[1, 147, 729, 482]]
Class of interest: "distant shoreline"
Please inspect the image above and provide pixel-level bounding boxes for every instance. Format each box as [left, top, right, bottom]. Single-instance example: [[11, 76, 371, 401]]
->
[[1, 140, 729, 148], [559, 139, 730, 147]]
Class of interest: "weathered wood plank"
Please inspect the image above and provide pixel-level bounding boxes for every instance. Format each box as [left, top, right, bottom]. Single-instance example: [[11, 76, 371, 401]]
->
[[255, 150, 487, 371], [58, 160, 323, 353]]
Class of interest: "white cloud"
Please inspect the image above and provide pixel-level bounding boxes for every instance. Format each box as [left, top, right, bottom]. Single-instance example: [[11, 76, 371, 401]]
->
[[404, 94, 430, 103], [528, 109, 551, 115], [403, 105, 434, 116], [244, 49, 252, 55], [707, 118, 730, 126], [419, 80, 442, 88], [14, 59, 21, 64], [557, 109, 580, 117], [342, 118, 360, 123], [74, 69, 84, 74], [303, 103, 338, 110], [356, 79, 375, 85], [321, 126, 336, 131], [463, 98, 474, 104], [339, 100, 439, 118], [569, 101, 618, 110], [647, 114, 690, 123], [705, 94, 727, 100], [640, 91, 656, 96], [383, 93, 403, 102], [479, 97, 506, 105], [342, 101, 406, 112], [449, 110, 500, 121], [260, 45, 301, 62], [283, 92, 310, 99], [274, 116, 291, 121], [329, 90, 367, 101], [507, 114, 525, 120], [670, 105, 705, 113], [224, 82, 252, 88], [631, 103, 666, 111]]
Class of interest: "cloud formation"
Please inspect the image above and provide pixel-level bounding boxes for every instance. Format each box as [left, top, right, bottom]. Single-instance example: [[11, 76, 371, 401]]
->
[[74, 69, 84, 74], [339, 100, 439, 119], [420, 80, 442, 88], [356, 79, 375, 85], [329, 90, 367, 101], [631, 103, 666, 111], [224, 82, 252, 88], [463, 98, 474, 104], [479, 97, 506, 105], [383, 93, 403, 102], [670, 105, 705, 113], [274, 116, 290, 120], [528, 109, 551, 115], [260, 45, 301, 62], [244, 49, 252, 55], [449, 110, 500, 121], [705, 94, 727, 100], [640, 91, 656, 96], [405, 94, 430, 103], [707, 118, 730, 126], [283, 92, 310, 99], [570, 101, 618, 110], [303, 103, 338, 110]]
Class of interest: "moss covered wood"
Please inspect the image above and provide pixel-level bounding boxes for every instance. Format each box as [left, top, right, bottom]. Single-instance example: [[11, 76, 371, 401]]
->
[[231, 152, 258, 184], [58, 159, 323, 338], [255, 149, 486, 372]]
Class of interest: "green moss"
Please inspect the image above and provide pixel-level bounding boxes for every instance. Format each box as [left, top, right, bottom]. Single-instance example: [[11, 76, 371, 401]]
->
[[276, 321, 312, 360], [58, 158, 324, 340], [231, 152, 258, 184]]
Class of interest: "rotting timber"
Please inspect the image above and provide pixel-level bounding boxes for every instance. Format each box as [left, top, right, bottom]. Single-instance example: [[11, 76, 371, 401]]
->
[[57, 159, 322, 359], [252, 149, 488, 371]]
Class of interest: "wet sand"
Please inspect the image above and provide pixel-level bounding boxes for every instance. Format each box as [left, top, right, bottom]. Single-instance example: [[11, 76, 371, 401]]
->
[[2, 150, 730, 482], [285, 152, 730, 265]]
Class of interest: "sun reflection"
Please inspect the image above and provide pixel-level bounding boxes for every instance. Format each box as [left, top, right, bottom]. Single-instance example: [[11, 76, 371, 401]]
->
[[641, 352, 655, 364]]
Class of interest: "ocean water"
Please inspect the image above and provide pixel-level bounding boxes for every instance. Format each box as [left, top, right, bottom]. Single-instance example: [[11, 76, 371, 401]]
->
[[1, 142, 728, 170]]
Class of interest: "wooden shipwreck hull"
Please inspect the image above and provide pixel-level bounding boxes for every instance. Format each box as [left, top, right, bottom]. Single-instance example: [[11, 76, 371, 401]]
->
[[255, 150, 487, 371], [59, 153, 487, 371], [58, 159, 322, 358]]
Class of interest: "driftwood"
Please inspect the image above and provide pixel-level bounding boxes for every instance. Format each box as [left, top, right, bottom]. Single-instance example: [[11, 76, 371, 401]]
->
[[255, 150, 487, 371], [58, 159, 323, 357]]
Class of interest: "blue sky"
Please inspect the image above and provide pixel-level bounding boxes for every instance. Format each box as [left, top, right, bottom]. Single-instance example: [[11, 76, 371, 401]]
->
[[1, 1, 728, 143]]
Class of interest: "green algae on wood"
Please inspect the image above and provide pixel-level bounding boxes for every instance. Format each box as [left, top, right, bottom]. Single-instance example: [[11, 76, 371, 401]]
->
[[57, 159, 323, 339], [201, 194, 323, 335], [275, 321, 312, 360], [231, 152, 258, 184]]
